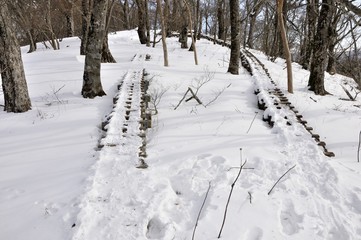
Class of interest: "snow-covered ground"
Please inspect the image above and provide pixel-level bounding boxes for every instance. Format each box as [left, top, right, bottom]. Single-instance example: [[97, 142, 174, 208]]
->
[[1, 30, 361, 240]]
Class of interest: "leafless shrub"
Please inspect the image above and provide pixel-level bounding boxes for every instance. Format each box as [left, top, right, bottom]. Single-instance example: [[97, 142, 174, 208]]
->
[[191, 65, 215, 95], [43, 84, 68, 106], [149, 84, 169, 115]]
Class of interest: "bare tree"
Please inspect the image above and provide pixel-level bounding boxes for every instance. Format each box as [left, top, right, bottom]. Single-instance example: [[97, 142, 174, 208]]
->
[[277, 0, 293, 93], [101, 0, 117, 63], [156, 0, 169, 66], [119, 0, 130, 29], [80, 0, 91, 55], [81, 0, 108, 98], [300, 0, 319, 70], [227, 0, 240, 74], [247, 0, 265, 48], [135, 0, 148, 44], [217, 0, 225, 40], [0, 0, 32, 112], [179, 0, 189, 49], [308, 0, 337, 95], [184, 0, 199, 65]]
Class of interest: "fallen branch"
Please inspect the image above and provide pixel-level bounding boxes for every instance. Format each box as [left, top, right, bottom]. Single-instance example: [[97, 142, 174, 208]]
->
[[218, 157, 247, 238], [227, 167, 254, 171], [174, 87, 203, 110], [248, 191, 252, 204], [246, 112, 258, 134], [192, 181, 211, 240], [340, 84, 358, 101], [268, 164, 296, 195]]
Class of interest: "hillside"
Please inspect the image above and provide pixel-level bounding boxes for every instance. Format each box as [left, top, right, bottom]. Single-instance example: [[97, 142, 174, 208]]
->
[[1, 30, 361, 240]]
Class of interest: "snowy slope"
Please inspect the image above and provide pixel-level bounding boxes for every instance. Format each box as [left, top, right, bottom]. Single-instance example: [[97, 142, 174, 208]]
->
[[1, 30, 361, 240]]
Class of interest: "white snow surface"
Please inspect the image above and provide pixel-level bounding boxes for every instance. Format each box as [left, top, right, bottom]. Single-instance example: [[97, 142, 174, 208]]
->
[[1, 30, 361, 240]]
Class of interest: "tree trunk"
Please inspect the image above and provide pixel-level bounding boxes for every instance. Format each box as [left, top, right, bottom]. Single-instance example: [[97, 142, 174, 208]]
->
[[101, 34, 116, 63], [300, 0, 318, 70], [135, 0, 147, 44], [145, 0, 151, 46], [80, 0, 91, 55], [247, 0, 263, 49], [81, 0, 108, 98], [227, 0, 240, 74], [121, 0, 130, 29], [171, 0, 180, 32], [308, 0, 336, 95], [179, 1, 188, 49], [156, 0, 168, 66], [326, 9, 340, 75], [277, 0, 293, 93], [65, 1, 75, 37], [45, 0, 59, 50], [262, 4, 271, 54], [164, 0, 172, 37], [0, 1, 31, 112], [217, 0, 225, 40], [184, 0, 198, 65], [101, 0, 116, 63], [27, 30, 37, 53], [152, 3, 158, 48]]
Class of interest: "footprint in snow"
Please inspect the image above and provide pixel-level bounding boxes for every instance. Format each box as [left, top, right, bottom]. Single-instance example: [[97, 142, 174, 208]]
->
[[279, 199, 304, 235], [243, 227, 263, 240]]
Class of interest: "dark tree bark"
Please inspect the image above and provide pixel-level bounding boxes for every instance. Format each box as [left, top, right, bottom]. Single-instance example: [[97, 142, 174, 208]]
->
[[101, 0, 116, 63], [64, 0, 75, 37], [180, 26, 188, 49], [0, 0, 31, 112], [308, 0, 336, 95], [135, 0, 147, 44], [164, 0, 172, 37], [217, 0, 225, 40], [326, 9, 341, 75], [121, 0, 130, 29], [80, 0, 91, 55], [171, 0, 180, 32], [26, 30, 37, 53], [81, 0, 108, 98], [227, 0, 240, 74], [300, 0, 319, 70], [179, 1, 188, 49], [145, 0, 151, 46], [101, 34, 116, 63]]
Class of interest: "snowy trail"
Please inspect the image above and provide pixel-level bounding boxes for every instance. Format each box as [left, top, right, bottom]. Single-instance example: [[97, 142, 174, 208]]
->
[[242, 49, 361, 239], [72, 54, 154, 239], [71, 34, 361, 240]]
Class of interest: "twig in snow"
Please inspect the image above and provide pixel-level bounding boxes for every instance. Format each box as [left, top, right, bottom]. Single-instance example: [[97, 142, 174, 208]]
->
[[218, 150, 247, 239], [246, 112, 258, 134], [192, 181, 211, 240], [357, 131, 361, 162], [248, 191, 252, 204], [204, 83, 231, 107], [340, 84, 359, 101], [227, 167, 254, 171], [174, 87, 202, 110], [267, 164, 296, 195]]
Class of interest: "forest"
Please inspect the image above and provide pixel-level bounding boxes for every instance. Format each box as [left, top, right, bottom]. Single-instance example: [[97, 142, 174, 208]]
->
[[1, 0, 361, 113], [1, 1, 361, 240]]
